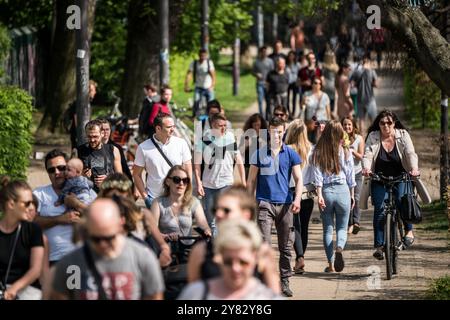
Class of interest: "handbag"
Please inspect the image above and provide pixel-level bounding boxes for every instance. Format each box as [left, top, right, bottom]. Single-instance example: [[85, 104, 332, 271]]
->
[[400, 177, 422, 224]]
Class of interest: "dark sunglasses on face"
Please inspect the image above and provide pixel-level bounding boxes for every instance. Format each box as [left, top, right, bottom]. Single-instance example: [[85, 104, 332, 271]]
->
[[379, 121, 393, 126], [169, 176, 190, 185], [19, 200, 34, 208], [274, 113, 285, 117], [47, 165, 67, 174], [89, 234, 117, 244]]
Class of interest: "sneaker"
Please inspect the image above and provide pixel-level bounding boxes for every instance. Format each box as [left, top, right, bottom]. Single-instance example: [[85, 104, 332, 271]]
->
[[334, 247, 345, 272], [352, 224, 360, 235], [281, 278, 293, 297], [373, 247, 384, 260]]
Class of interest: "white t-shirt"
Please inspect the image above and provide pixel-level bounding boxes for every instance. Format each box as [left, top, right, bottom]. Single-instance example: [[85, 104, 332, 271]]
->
[[189, 59, 215, 89], [304, 91, 330, 121], [198, 131, 237, 189], [134, 135, 192, 199], [33, 184, 97, 261]]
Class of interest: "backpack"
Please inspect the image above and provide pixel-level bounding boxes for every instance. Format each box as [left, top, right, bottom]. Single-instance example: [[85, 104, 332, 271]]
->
[[193, 59, 211, 83], [138, 98, 154, 137]]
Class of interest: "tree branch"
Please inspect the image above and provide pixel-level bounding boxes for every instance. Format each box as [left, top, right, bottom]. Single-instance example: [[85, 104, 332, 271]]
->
[[357, 0, 450, 95]]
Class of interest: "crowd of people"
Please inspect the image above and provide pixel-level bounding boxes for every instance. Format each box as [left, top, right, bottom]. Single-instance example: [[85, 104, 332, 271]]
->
[[0, 20, 433, 301]]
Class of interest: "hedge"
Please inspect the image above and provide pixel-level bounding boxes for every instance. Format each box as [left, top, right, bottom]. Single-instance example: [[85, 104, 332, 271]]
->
[[0, 86, 33, 179]]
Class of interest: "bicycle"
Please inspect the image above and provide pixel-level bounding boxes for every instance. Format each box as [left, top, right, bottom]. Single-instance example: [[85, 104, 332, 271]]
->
[[170, 103, 194, 151], [370, 172, 410, 280]]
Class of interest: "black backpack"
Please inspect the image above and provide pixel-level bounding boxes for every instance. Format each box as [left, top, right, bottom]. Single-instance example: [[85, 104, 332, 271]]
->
[[138, 98, 154, 137]]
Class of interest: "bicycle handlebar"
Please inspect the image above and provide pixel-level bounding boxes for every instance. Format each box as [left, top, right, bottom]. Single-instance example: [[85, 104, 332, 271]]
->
[[369, 172, 410, 184]]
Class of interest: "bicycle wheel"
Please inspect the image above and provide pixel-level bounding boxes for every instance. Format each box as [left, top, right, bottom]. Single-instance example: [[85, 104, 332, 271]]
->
[[392, 212, 401, 275], [384, 212, 393, 280]]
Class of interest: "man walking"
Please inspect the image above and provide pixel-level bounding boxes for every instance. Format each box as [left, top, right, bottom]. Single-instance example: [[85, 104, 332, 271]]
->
[[133, 113, 192, 209], [247, 117, 303, 297], [50, 198, 164, 300], [252, 46, 274, 116], [184, 49, 216, 117], [266, 57, 289, 120]]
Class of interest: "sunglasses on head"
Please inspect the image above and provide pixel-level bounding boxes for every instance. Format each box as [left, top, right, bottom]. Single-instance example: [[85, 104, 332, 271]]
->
[[379, 120, 393, 126], [89, 234, 117, 244], [47, 165, 67, 174], [169, 176, 190, 185]]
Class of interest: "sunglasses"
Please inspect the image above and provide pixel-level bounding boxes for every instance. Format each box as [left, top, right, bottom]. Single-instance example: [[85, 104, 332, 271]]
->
[[89, 234, 117, 244], [47, 165, 67, 174], [222, 257, 252, 268], [212, 206, 232, 215], [274, 113, 285, 117], [379, 121, 393, 126], [169, 176, 190, 185], [19, 200, 34, 208], [313, 81, 321, 85]]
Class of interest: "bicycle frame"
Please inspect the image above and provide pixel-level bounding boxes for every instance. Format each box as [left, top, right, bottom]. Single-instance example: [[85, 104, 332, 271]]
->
[[371, 172, 408, 280]]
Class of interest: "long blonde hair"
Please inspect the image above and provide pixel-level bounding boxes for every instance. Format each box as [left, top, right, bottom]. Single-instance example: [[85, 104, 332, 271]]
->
[[162, 165, 194, 210], [285, 119, 311, 169], [312, 120, 344, 174]]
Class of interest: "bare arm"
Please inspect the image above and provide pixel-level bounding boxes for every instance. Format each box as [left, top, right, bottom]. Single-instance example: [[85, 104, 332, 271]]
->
[[247, 165, 259, 195], [4, 246, 44, 300], [193, 204, 212, 236], [235, 152, 246, 186], [194, 162, 205, 197], [184, 70, 193, 92], [142, 208, 171, 267], [113, 146, 123, 173], [133, 165, 147, 199], [291, 164, 303, 213], [210, 70, 216, 89], [34, 211, 81, 230], [182, 160, 193, 181], [352, 135, 365, 161]]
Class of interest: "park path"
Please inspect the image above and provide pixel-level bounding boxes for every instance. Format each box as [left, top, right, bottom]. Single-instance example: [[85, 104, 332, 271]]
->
[[26, 62, 449, 301]]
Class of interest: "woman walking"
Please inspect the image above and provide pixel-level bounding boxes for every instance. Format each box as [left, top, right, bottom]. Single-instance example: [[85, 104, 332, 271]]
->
[[311, 121, 355, 272], [341, 117, 364, 234], [285, 119, 315, 274], [335, 63, 354, 119]]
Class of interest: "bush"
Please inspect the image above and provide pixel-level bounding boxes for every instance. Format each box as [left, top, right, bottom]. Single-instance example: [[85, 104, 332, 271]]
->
[[425, 276, 450, 300], [403, 61, 443, 130], [0, 86, 34, 179], [0, 23, 11, 81]]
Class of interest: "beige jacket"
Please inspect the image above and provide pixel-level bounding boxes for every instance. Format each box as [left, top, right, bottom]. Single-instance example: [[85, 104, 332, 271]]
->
[[360, 129, 432, 209]]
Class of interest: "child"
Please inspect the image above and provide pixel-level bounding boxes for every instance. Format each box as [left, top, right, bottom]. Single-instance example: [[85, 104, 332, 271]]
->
[[55, 158, 95, 206]]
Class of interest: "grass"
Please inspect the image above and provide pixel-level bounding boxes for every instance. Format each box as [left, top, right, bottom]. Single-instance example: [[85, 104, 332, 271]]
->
[[425, 276, 450, 300], [170, 53, 256, 117], [417, 201, 449, 233]]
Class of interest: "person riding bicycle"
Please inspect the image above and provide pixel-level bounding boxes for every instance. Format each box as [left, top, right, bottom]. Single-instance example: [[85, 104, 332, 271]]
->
[[184, 49, 216, 117], [360, 110, 431, 260]]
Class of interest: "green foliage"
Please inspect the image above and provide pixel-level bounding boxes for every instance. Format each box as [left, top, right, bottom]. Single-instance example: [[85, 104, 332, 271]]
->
[[425, 276, 450, 300], [403, 61, 443, 130], [0, 0, 52, 28], [0, 23, 10, 80], [0, 86, 33, 179], [173, 0, 254, 58], [270, 0, 341, 17], [90, 0, 128, 100], [169, 53, 256, 117]]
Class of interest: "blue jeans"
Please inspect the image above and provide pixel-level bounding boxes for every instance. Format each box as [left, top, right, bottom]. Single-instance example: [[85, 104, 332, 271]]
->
[[320, 184, 351, 263], [256, 83, 269, 116], [204, 187, 227, 236], [194, 87, 214, 117], [144, 194, 155, 209], [371, 181, 413, 248]]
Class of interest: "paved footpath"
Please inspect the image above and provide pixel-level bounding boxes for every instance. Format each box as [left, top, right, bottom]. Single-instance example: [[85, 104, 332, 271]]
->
[[27, 69, 449, 300]]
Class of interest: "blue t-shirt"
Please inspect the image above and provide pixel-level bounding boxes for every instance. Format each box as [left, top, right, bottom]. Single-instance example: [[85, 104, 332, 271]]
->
[[251, 144, 301, 204]]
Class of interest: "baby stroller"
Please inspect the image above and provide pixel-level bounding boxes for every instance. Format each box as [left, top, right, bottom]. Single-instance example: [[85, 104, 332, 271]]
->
[[163, 228, 210, 300]]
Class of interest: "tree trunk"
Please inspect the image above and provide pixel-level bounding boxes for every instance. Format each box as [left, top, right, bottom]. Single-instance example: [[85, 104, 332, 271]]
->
[[121, 0, 187, 118], [357, 0, 450, 96], [38, 0, 96, 134]]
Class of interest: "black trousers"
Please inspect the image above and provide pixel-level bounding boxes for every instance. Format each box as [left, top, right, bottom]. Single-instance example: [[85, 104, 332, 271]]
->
[[293, 198, 314, 260]]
